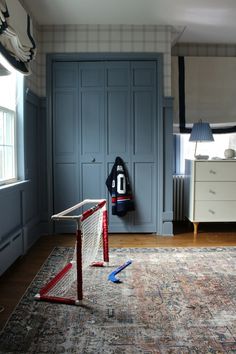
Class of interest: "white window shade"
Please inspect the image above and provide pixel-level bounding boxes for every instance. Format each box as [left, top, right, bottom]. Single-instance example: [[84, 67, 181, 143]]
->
[[172, 56, 236, 133], [0, 0, 36, 75]]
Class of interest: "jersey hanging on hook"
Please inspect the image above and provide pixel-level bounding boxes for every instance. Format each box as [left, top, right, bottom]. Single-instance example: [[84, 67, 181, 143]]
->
[[106, 156, 135, 217]]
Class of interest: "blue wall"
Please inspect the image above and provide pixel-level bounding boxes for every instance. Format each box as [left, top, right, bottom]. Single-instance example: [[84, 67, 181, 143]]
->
[[0, 90, 47, 275]]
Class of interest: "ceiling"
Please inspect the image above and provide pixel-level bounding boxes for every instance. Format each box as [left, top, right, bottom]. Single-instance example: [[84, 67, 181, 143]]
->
[[23, 0, 236, 44]]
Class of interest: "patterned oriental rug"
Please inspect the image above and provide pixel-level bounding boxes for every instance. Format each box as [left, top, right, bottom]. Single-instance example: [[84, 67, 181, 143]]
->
[[0, 247, 236, 354]]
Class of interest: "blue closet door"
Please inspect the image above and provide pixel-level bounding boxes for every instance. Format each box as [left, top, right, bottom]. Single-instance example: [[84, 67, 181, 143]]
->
[[105, 62, 132, 231], [52, 60, 158, 233], [78, 62, 106, 208], [105, 61, 157, 232], [130, 61, 157, 232], [52, 62, 79, 232]]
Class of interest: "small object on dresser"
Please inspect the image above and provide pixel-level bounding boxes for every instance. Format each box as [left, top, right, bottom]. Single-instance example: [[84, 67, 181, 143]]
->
[[195, 155, 209, 160], [224, 149, 235, 159]]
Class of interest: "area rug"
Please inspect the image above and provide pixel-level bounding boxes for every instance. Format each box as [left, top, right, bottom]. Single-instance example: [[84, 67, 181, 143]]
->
[[1, 247, 236, 354]]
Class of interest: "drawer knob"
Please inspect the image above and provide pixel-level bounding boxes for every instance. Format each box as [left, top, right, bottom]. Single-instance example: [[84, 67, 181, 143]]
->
[[209, 169, 216, 175], [209, 189, 216, 195], [208, 209, 215, 214]]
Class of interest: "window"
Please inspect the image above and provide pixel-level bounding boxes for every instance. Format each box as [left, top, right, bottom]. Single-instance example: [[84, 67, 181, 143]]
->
[[0, 108, 16, 183], [0, 54, 20, 185], [176, 133, 236, 174]]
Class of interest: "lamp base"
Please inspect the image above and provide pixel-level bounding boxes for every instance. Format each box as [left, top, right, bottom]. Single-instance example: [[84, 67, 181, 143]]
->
[[195, 154, 209, 160]]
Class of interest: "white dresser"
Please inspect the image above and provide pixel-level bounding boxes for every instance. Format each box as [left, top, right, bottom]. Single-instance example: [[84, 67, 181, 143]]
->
[[184, 159, 236, 235]]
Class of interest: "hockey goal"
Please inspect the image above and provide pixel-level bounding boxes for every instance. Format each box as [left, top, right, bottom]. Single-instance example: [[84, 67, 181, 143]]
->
[[35, 199, 109, 305]]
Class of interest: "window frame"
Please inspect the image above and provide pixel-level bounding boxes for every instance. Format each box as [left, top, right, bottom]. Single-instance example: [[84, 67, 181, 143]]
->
[[174, 132, 236, 175], [0, 53, 21, 186], [0, 105, 17, 185]]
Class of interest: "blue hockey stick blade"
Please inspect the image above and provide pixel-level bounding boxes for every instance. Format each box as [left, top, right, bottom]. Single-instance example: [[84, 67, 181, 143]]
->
[[108, 259, 132, 283]]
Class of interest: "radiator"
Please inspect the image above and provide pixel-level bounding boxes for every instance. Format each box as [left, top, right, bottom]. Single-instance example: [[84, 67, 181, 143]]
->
[[173, 175, 185, 221]]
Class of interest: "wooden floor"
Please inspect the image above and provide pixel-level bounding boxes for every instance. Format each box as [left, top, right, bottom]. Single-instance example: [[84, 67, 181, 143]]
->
[[0, 222, 236, 330]]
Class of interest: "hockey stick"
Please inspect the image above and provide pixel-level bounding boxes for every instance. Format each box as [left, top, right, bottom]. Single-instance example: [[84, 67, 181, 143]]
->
[[108, 259, 132, 283]]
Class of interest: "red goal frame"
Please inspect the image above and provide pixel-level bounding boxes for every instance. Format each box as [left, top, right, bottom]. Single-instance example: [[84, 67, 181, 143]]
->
[[35, 199, 109, 305]]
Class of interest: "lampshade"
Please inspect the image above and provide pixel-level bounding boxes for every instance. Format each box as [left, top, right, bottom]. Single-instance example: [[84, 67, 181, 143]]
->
[[189, 121, 214, 142]]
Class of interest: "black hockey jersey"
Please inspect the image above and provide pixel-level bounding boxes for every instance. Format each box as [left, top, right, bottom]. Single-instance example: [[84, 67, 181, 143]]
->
[[106, 156, 135, 217]]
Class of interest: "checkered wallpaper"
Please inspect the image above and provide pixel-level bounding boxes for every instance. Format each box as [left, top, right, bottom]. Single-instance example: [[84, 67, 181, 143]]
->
[[172, 43, 236, 57], [26, 24, 236, 98], [25, 25, 173, 97]]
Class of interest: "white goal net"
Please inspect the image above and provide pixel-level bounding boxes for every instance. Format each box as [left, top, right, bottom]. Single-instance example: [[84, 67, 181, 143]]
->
[[35, 199, 109, 305]]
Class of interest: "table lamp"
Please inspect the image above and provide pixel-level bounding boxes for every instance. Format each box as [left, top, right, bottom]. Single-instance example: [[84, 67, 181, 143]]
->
[[189, 120, 214, 159]]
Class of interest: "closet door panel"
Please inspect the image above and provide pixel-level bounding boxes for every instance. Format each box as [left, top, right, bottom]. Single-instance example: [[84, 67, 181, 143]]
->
[[133, 162, 156, 231], [80, 91, 104, 158], [105, 62, 132, 231], [52, 62, 79, 232], [133, 66, 155, 87], [106, 62, 130, 161], [130, 61, 157, 232], [107, 65, 129, 87], [79, 63, 106, 200], [81, 163, 104, 201], [54, 91, 76, 162], [54, 163, 78, 233], [80, 66, 104, 87], [133, 91, 155, 156], [54, 164, 77, 213], [107, 91, 129, 155], [54, 62, 77, 89]]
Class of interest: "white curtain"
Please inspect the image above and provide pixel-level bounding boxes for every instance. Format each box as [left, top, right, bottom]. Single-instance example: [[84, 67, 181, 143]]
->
[[172, 56, 236, 133], [0, 0, 36, 75]]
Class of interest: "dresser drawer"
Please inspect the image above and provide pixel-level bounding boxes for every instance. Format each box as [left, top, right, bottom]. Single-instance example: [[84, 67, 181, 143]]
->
[[194, 201, 236, 221], [195, 162, 236, 181], [195, 181, 236, 201]]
